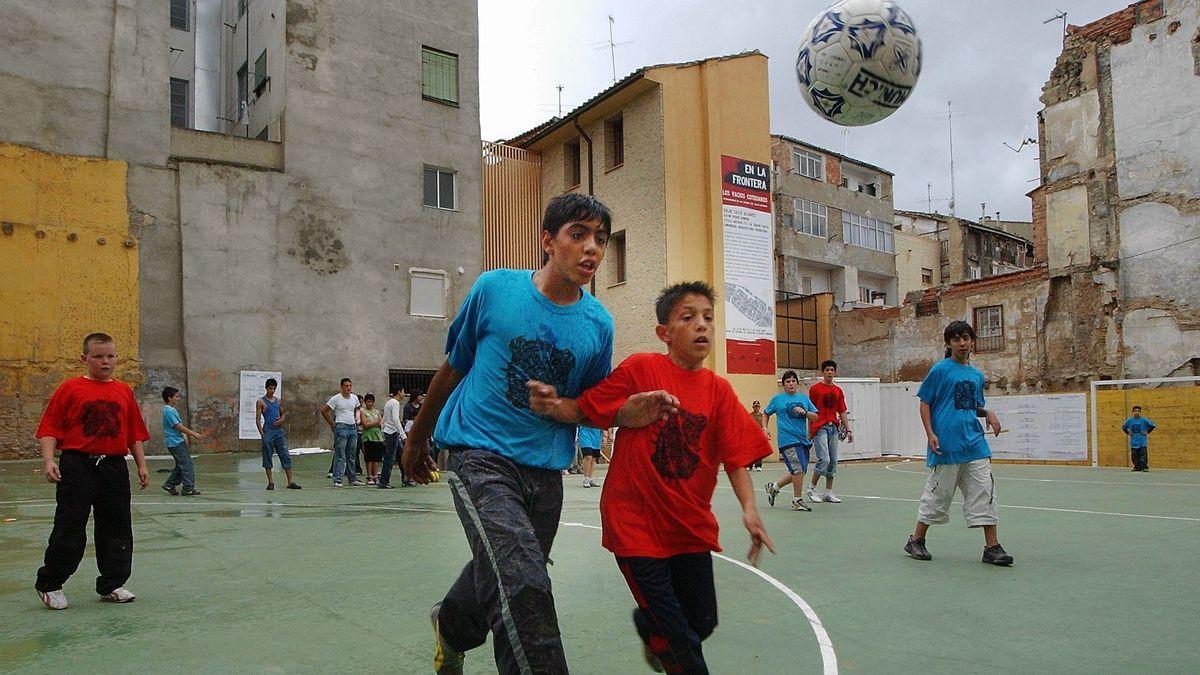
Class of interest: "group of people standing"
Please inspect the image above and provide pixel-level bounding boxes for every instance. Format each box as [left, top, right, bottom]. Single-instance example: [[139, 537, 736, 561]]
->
[[321, 381, 426, 488]]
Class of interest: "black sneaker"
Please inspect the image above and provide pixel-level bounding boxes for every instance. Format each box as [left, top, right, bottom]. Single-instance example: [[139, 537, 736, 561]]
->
[[181, 488, 201, 496], [161, 485, 179, 496], [266, 483, 275, 491], [905, 536, 932, 561], [378, 483, 395, 489], [287, 483, 302, 490], [982, 544, 1014, 566]]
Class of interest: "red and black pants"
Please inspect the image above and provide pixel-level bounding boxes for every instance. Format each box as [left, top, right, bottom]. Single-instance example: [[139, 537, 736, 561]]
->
[[617, 551, 718, 675]]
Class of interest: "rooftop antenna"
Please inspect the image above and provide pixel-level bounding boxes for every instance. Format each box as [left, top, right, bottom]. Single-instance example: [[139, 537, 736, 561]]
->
[[927, 182, 932, 213], [556, 84, 564, 116], [591, 15, 633, 83], [1043, 10, 1068, 46], [947, 100, 957, 216]]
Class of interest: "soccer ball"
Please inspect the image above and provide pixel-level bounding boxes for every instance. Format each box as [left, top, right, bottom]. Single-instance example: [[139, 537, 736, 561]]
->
[[795, 0, 922, 126], [430, 470, 440, 482]]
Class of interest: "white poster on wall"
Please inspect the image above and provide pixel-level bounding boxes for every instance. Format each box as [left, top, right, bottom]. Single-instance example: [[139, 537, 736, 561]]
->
[[721, 155, 776, 375], [239, 370, 282, 440], [986, 393, 1088, 461]]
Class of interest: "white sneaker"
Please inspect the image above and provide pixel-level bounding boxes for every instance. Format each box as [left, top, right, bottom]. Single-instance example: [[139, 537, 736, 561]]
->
[[38, 589, 68, 610], [101, 587, 136, 603], [806, 487, 817, 503], [582, 478, 593, 488], [754, 466, 763, 472], [823, 492, 842, 503], [764, 481, 780, 507]]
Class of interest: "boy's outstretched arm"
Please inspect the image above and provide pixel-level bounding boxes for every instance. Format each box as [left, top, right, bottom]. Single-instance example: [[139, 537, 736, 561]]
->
[[527, 381, 680, 428], [728, 466, 775, 567]]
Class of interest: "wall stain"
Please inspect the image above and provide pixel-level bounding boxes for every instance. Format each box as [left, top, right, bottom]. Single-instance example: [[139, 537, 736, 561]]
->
[[282, 199, 350, 276]]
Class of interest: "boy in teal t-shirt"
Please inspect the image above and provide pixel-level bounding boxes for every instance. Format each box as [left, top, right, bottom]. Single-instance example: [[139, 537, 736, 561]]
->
[[1121, 406, 1156, 472], [762, 370, 818, 511], [160, 387, 204, 496]]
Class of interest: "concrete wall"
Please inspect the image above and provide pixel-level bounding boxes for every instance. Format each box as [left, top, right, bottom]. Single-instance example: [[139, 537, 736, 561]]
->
[[0, 144, 140, 459]]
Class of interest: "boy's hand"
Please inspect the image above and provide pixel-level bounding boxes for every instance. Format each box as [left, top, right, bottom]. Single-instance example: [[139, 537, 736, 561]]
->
[[526, 380, 560, 416], [743, 510, 776, 568], [43, 460, 61, 483], [928, 434, 941, 454], [985, 411, 1002, 437], [137, 466, 149, 489], [401, 436, 437, 484], [618, 391, 680, 428]]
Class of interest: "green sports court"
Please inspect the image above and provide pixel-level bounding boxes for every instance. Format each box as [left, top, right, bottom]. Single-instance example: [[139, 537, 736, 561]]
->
[[2, 452, 1197, 674]]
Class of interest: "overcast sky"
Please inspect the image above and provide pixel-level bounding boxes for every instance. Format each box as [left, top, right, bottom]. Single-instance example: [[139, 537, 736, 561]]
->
[[478, 0, 1131, 221]]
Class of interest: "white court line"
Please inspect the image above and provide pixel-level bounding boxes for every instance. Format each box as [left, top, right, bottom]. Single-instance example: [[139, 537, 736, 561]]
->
[[843, 493, 1200, 523], [561, 521, 838, 675], [883, 462, 1200, 487]]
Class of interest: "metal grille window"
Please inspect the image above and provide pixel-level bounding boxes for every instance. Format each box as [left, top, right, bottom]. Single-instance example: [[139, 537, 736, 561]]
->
[[775, 290, 818, 370], [792, 149, 824, 180], [170, 78, 189, 127], [842, 211, 894, 253], [170, 0, 188, 30], [421, 47, 459, 105], [973, 305, 1004, 352], [793, 198, 828, 238], [423, 167, 456, 210]]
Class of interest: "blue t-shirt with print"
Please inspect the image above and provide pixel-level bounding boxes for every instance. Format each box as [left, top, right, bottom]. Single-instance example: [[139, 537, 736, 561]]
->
[[764, 392, 817, 450], [434, 269, 614, 470], [917, 358, 990, 467], [577, 426, 602, 450], [1121, 416, 1156, 448], [162, 405, 184, 447]]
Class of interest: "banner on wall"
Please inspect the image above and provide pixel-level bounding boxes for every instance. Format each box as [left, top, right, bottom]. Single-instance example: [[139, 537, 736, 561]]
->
[[721, 155, 775, 375], [239, 370, 282, 440]]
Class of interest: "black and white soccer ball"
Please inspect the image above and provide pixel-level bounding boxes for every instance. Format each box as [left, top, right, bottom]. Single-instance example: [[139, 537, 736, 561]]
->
[[795, 0, 922, 126]]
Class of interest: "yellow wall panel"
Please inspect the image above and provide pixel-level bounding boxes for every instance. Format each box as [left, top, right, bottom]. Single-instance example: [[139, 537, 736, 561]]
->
[[1096, 386, 1200, 469]]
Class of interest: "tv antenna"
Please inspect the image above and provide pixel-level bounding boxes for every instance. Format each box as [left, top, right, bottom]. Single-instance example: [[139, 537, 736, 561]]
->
[[590, 15, 633, 83], [1043, 10, 1068, 46], [947, 100, 956, 216], [556, 84, 564, 116]]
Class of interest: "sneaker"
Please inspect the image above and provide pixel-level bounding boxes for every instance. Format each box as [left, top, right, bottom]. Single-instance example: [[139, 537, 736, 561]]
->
[[823, 492, 842, 503], [583, 478, 593, 488], [904, 536, 932, 561], [764, 481, 780, 507], [754, 465, 763, 472], [402, 480, 416, 487], [181, 488, 201, 496], [806, 486, 817, 503], [101, 587, 136, 603], [590, 479, 602, 487], [378, 483, 395, 489], [287, 483, 302, 490], [326, 472, 333, 478], [333, 481, 343, 488], [790, 498, 812, 512], [266, 483, 275, 491], [641, 643, 665, 673], [982, 544, 1014, 566], [367, 477, 377, 486], [350, 480, 366, 487], [38, 589, 68, 610], [431, 603, 465, 674], [161, 485, 179, 496]]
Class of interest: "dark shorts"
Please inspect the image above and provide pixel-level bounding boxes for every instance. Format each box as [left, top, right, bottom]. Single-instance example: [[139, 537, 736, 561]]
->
[[580, 447, 602, 459], [362, 440, 385, 462]]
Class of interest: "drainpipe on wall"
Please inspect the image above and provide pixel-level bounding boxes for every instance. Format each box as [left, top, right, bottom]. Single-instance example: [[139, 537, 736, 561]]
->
[[573, 118, 598, 295]]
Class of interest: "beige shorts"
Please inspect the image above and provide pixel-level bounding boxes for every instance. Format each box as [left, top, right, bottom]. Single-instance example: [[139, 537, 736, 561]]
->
[[917, 458, 998, 527]]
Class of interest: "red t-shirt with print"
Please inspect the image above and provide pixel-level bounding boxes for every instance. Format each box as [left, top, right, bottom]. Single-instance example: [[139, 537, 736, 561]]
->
[[36, 377, 150, 455], [576, 353, 771, 558], [807, 381, 847, 436]]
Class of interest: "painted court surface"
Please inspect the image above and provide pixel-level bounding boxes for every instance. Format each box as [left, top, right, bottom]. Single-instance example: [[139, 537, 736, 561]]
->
[[1, 453, 1197, 674]]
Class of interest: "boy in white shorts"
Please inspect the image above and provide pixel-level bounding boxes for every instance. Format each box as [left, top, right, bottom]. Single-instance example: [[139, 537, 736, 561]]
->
[[904, 321, 1013, 566]]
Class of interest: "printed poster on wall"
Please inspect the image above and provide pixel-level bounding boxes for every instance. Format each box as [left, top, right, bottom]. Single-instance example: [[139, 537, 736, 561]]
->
[[239, 370, 282, 440], [721, 155, 775, 375]]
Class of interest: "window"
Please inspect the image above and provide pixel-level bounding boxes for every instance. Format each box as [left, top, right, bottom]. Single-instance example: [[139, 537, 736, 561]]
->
[[236, 62, 248, 119], [792, 198, 828, 238], [564, 140, 581, 188], [170, 0, 188, 30], [170, 78, 189, 127], [969, 265, 982, 280], [421, 46, 459, 105], [423, 167, 456, 210], [916, 298, 940, 317], [775, 290, 818, 370], [973, 305, 1004, 352], [842, 211, 894, 253], [792, 149, 823, 180], [610, 231, 626, 284], [253, 50, 268, 95], [410, 269, 447, 318], [237, 0, 246, 17], [921, 267, 934, 285], [859, 286, 887, 305], [605, 115, 624, 169], [801, 276, 813, 295]]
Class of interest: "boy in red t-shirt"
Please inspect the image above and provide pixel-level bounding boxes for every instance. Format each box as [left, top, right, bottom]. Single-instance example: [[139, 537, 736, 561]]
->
[[529, 281, 774, 674], [34, 333, 150, 610], [806, 360, 854, 504]]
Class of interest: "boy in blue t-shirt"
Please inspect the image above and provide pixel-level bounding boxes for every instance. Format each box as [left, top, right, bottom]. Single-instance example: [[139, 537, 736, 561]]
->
[[160, 387, 204, 496], [904, 321, 1013, 566], [403, 194, 673, 674], [577, 425, 603, 488], [762, 370, 819, 511], [1121, 406, 1156, 472]]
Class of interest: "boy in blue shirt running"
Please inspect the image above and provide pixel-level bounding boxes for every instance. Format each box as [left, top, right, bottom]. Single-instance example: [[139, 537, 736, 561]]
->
[[401, 194, 676, 675], [160, 387, 204, 496], [1121, 406, 1156, 472], [904, 321, 1013, 566], [763, 370, 819, 511]]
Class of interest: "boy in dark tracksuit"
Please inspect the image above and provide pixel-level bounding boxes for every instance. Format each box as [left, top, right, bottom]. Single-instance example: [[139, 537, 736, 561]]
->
[[35, 333, 150, 610]]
